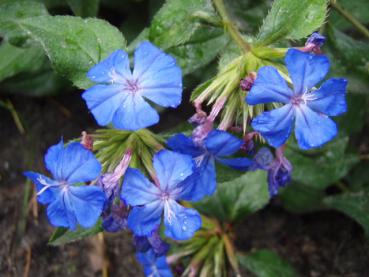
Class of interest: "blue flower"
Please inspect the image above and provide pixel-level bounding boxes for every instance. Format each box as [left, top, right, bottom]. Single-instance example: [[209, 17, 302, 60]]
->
[[134, 228, 170, 257], [251, 147, 292, 197], [167, 130, 252, 200], [82, 41, 182, 131], [136, 249, 173, 277], [306, 32, 326, 48], [121, 150, 201, 240], [101, 203, 128, 232], [246, 49, 347, 150], [24, 140, 105, 230]]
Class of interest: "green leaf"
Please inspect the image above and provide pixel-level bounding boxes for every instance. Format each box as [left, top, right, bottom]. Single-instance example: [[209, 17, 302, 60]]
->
[[48, 221, 103, 246], [280, 183, 325, 213], [238, 250, 298, 277], [15, 15, 126, 88], [149, 0, 216, 49], [346, 162, 369, 192], [146, 0, 228, 75], [66, 0, 99, 17], [256, 0, 328, 46], [0, 0, 49, 45], [194, 170, 269, 223], [0, 42, 45, 81], [286, 137, 359, 189], [324, 190, 369, 235], [166, 26, 229, 75]]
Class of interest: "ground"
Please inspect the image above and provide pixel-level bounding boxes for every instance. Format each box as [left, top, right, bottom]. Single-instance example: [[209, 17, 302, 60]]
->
[[0, 93, 368, 277]]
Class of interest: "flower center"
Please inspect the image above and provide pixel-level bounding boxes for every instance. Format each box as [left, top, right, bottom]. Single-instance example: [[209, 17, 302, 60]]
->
[[126, 79, 140, 93], [290, 95, 304, 106]]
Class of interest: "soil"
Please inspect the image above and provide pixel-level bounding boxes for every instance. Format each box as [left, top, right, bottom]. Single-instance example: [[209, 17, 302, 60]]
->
[[0, 93, 368, 277]]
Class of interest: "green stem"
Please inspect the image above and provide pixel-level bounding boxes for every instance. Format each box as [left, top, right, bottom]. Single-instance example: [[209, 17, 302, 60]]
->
[[0, 99, 25, 134], [213, 0, 251, 52], [330, 0, 369, 38]]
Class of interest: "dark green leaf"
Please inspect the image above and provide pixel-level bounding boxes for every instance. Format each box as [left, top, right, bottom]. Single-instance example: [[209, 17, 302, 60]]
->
[[330, 0, 369, 30], [256, 0, 328, 46], [0, 42, 45, 81], [0, 0, 49, 45], [280, 183, 326, 213], [194, 170, 269, 223], [16, 15, 126, 88], [66, 0, 99, 17], [286, 137, 359, 189], [324, 190, 369, 235], [238, 250, 298, 277], [346, 162, 369, 192], [48, 221, 103, 246]]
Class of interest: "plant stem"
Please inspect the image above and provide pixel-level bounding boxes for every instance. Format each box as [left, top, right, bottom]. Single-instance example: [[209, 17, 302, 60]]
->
[[213, 0, 251, 52], [0, 99, 25, 134], [330, 0, 369, 38]]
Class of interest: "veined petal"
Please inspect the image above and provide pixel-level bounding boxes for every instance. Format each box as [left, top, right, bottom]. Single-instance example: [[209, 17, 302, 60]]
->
[[163, 200, 201, 240], [112, 94, 159, 130], [167, 133, 203, 157], [205, 130, 243, 157], [179, 155, 216, 201], [306, 78, 347, 116], [136, 249, 173, 277], [127, 201, 163, 236], [295, 104, 337, 150], [82, 84, 126, 126], [133, 42, 182, 108], [45, 141, 101, 183], [285, 49, 330, 94], [66, 186, 106, 228], [251, 104, 295, 148], [153, 150, 194, 192], [24, 171, 59, 204], [246, 66, 293, 105], [216, 157, 252, 170], [87, 50, 131, 84], [46, 191, 73, 229], [121, 168, 160, 206]]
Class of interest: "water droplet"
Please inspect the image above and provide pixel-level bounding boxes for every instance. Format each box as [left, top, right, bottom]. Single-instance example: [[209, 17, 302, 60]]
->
[[182, 226, 187, 231]]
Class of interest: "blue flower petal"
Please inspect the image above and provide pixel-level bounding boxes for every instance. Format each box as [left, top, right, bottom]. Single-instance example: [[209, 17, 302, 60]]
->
[[133, 42, 182, 108], [167, 133, 203, 157], [216, 157, 252, 170], [246, 66, 293, 105], [46, 192, 73, 229], [24, 171, 59, 204], [251, 104, 295, 148], [285, 49, 330, 94], [82, 84, 126, 126], [87, 50, 131, 84], [153, 150, 194, 192], [45, 141, 101, 183], [112, 94, 159, 130], [179, 155, 216, 201], [66, 186, 106, 228], [127, 201, 164, 236], [306, 78, 347, 116], [295, 104, 337, 150], [163, 200, 201, 240], [205, 130, 243, 157], [121, 168, 161, 206], [136, 249, 173, 277]]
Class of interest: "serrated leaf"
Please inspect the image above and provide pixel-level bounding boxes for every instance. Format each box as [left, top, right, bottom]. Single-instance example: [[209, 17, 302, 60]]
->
[[66, 0, 99, 17], [0, 42, 45, 81], [256, 0, 328, 46], [324, 190, 369, 235], [286, 137, 359, 189], [14, 15, 126, 89], [238, 250, 298, 277], [149, 0, 216, 49], [48, 221, 103, 246], [194, 170, 269, 223]]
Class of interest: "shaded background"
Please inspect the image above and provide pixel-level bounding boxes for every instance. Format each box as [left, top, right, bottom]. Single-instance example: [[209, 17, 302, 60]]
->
[[1, 0, 369, 276]]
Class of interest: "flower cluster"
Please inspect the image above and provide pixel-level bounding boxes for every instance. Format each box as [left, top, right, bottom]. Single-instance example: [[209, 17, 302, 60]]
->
[[26, 34, 347, 276]]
